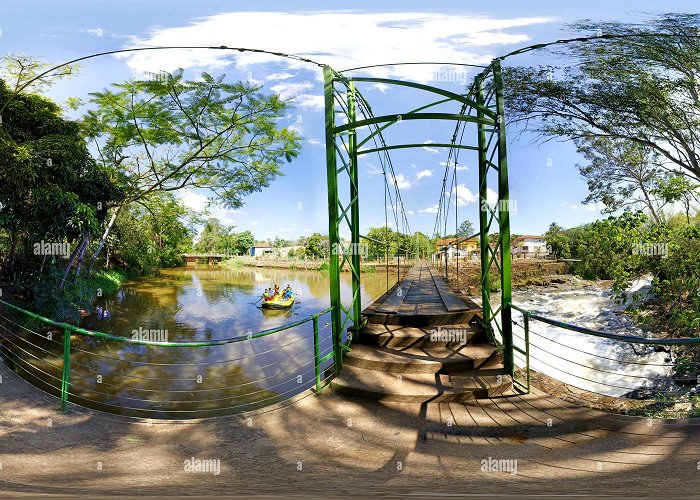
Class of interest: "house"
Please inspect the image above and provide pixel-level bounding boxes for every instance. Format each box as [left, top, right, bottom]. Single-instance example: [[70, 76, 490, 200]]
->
[[249, 243, 274, 257], [434, 237, 480, 261], [511, 235, 549, 259]]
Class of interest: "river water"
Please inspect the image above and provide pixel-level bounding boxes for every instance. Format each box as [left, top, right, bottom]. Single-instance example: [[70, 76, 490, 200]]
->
[[507, 278, 674, 398], [62, 266, 396, 418]]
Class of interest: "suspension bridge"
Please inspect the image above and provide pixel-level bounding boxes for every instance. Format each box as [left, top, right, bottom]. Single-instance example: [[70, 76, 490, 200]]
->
[[1, 37, 699, 423]]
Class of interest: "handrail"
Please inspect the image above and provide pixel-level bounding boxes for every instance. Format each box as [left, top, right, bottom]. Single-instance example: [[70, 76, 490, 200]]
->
[[0, 297, 338, 415], [511, 303, 700, 346]]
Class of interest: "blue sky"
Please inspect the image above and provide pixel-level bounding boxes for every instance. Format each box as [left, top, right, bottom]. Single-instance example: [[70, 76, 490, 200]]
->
[[1, 1, 695, 241]]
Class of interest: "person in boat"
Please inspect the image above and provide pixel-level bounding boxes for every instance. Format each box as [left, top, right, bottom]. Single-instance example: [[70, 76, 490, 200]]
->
[[283, 285, 293, 299], [262, 288, 272, 301], [274, 284, 280, 297]]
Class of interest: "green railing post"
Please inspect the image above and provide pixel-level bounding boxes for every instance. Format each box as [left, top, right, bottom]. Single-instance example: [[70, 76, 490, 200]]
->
[[524, 310, 531, 392], [493, 58, 514, 377], [312, 314, 322, 392], [60, 326, 71, 412], [324, 65, 342, 375]]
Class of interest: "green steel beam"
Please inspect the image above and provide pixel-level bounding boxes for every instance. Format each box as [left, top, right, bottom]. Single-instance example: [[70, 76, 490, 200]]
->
[[347, 81, 363, 342], [476, 75, 492, 339], [335, 112, 494, 135], [357, 143, 479, 156], [324, 65, 343, 374], [493, 59, 514, 377], [357, 96, 456, 149], [345, 77, 497, 119]]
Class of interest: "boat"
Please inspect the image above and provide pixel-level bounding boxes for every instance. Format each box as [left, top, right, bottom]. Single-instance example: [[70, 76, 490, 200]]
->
[[261, 294, 295, 309]]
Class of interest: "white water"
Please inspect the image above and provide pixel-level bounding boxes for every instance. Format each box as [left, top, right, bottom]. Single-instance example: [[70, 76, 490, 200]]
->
[[492, 278, 673, 397]]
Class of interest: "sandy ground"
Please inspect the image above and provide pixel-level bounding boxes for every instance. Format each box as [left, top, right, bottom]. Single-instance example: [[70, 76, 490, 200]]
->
[[2, 361, 700, 498]]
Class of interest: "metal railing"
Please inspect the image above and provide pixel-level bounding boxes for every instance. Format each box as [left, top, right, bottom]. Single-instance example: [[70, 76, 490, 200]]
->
[[0, 298, 339, 418], [511, 303, 700, 417]]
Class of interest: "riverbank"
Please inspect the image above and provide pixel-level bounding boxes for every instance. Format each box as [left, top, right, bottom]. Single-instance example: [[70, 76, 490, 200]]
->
[[442, 259, 571, 295], [220, 255, 413, 274]]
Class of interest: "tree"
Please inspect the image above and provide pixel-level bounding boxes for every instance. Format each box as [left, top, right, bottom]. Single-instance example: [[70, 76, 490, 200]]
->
[[653, 174, 700, 224], [365, 226, 396, 260], [0, 54, 79, 98], [304, 233, 325, 259], [503, 14, 700, 182], [194, 218, 224, 254], [0, 78, 122, 288], [81, 69, 301, 267], [234, 230, 254, 255], [410, 232, 433, 259], [575, 137, 666, 224], [544, 222, 571, 259], [456, 220, 475, 238]]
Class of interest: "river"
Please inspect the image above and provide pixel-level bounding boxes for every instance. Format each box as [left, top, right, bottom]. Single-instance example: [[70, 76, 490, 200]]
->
[[69, 266, 396, 418]]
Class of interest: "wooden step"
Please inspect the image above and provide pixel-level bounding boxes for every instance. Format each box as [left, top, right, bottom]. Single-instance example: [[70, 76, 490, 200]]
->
[[364, 309, 479, 327], [331, 365, 512, 402], [344, 344, 502, 374], [359, 323, 486, 348]]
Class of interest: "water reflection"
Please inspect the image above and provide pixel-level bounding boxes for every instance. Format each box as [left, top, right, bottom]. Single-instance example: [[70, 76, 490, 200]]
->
[[1, 266, 396, 418]]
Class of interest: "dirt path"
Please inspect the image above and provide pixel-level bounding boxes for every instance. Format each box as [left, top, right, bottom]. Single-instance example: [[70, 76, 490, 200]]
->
[[1, 362, 699, 498]]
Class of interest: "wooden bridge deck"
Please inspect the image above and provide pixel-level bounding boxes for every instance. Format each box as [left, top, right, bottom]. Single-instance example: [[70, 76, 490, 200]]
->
[[362, 261, 481, 325]]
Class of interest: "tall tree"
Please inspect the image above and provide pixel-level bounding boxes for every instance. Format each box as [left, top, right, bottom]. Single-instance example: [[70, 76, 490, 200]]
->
[[456, 220, 475, 238], [81, 69, 301, 267], [503, 14, 700, 181], [575, 136, 666, 224], [653, 175, 700, 224]]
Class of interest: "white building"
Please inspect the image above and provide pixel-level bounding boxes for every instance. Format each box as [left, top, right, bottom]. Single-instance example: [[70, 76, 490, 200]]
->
[[512, 235, 548, 259]]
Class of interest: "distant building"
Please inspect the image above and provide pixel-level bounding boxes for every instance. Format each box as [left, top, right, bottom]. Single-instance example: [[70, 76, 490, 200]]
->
[[249, 243, 273, 257], [511, 235, 548, 259], [434, 237, 480, 261]]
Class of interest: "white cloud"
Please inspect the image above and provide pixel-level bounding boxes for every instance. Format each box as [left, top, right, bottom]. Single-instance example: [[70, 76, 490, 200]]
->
[[420, 204, 440, 214], [422, 140, 440, 154], [439, 160, 468, 171], [416, 169, 432, 180], [487, 187, 498, 206], [365, 163, 383, 176], [117, 12, 553, 83], [307, 137, 322, 146], [176, 189, 246, 227], [266, 72, 294, 81], [270, 81, 323, 111], [453, 184, 478, 206], [394, 174, 411, 190], [372, 83, 390, 93]]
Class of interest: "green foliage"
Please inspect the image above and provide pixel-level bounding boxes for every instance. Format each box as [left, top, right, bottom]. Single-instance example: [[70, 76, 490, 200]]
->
[[503, 14, 700, 182], [111, 194, 194, 274], [575, 137, 666, 223], [81, 70, 301, 210], [457, 220, 475, 238], [304, 233, 327, 259], [32, 268, 126, 323], [193, 218, 254, 255]]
